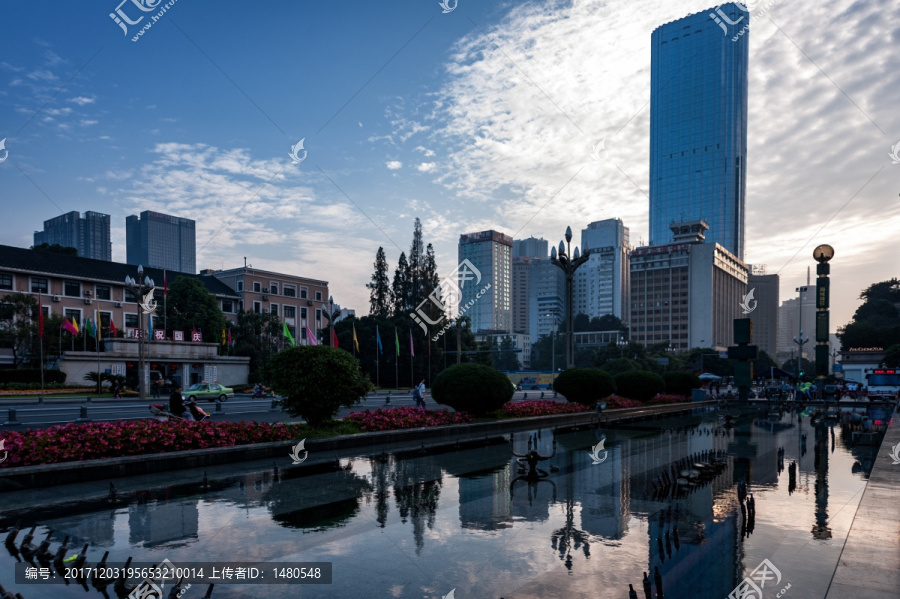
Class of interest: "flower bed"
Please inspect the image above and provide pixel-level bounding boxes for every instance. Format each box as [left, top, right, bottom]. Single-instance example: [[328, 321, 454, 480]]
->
[[0, 420, 307, 468], [345, 407, 473, 432], [648, 393, 690, 405], [0, 387, 95, 396], [603, 395, 643, 409], [499, 400, 591, 418]]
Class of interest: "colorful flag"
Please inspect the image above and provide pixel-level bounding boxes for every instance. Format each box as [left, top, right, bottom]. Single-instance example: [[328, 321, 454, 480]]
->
[[394, 328, 399, 356], [283, 322, 294, 346], [306, 325, 319, 346], [353, 323, 360, 352], [109, 318, 118, 337], [221, 328, 226, 345], [331, 326, 339, 348], [62, 318, 78, 335], [228, 328, 232, 346], [95, 308, 101, 341], [85, 318, 96, 338], [37, 296, 43, 339], [409, 329, 414, 357], [376, 326, 383, 354], [148, 313, 153, 342], [71, 316, 79, 334]]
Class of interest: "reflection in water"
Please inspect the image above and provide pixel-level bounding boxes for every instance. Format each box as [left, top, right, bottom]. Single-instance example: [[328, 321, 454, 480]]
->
[[0, 407, 888, 599]]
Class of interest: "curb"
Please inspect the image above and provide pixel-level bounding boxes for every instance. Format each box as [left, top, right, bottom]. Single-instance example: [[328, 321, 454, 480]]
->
[[0, 401, 716, 492]]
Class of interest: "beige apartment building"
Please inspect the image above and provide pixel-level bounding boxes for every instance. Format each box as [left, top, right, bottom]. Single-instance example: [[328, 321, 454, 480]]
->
[[207, 267, 329, 345]]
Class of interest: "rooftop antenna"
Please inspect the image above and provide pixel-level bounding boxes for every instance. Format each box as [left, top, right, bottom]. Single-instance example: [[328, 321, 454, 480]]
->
[[244, 256, 247, 268], [807, 266, 810, 285]]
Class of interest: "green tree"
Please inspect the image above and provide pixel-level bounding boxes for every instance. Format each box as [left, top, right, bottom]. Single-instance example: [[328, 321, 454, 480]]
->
[[166, 277, 227, 346], [266, 345, 371, 427], [233, 310, 283, 380], [663, 371, 701, 397], [883, 344, 900, 368], [0, 293, 38, 367], [838, 278, 900, 350], [420, 243, 443, 323], [368, 246, 391, 317], [573, 313, 591, 332], [591, 314, 627, 332], [391, 252, 410, 317], [408, 218, 425, 310], [31, 243, 78, 255], [491, 336, 521, 371], [599, 357, 641, 378], [528, 332, 565, 371]]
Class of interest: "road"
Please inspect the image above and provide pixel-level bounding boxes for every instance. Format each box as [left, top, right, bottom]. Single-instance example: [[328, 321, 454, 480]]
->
[[0, 390, 563, 429]]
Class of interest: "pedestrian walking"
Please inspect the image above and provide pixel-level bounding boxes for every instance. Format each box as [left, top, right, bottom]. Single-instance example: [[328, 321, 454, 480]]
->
[[414, 378, 426, 409], [111, 380, 121, 400]]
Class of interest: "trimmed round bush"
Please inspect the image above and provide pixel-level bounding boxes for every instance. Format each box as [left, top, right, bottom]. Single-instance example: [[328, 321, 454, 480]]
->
[[554, 368, 616, 406], [431, 363, 513, 417], [599, 357, 641, 378], [663, 371, 701, 397], [615, 370, 666, 403]]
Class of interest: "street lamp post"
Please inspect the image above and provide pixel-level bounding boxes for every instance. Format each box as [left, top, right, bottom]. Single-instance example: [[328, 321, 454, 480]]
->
[[456, 319, 467, 364], [124, 265, 156, 402], [550, 226, 589, 369], [813, 245, 835, 392]]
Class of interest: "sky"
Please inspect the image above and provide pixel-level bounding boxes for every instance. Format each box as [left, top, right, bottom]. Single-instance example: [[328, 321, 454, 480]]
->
[[1, 0, 898, 332]]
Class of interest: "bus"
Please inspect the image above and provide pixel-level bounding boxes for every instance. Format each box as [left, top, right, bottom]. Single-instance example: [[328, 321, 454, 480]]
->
[[864, 368, 900, 400]]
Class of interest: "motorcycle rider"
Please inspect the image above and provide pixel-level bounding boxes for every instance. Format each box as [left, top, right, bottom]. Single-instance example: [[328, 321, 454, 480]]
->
[[169, 386, 194, 421]]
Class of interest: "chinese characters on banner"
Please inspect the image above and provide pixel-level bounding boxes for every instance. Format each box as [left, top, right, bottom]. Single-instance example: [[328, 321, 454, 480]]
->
[[173, 331, 184, 341]]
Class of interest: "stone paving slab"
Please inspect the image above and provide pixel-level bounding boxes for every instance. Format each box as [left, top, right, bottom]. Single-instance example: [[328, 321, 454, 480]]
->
[[826, 404, 900, 598]]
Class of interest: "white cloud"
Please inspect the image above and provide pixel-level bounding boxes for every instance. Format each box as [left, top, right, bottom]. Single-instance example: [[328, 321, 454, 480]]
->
[[417, 162, 436, 172], [80, 119, 98, 126], [67, 96, 96, 106], [386, 160, 403, 170], [414, 145, 436, 157]]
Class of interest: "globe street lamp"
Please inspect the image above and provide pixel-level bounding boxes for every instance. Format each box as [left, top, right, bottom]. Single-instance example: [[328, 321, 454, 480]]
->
[[124, 265, 156, 402], [550, 226, 589, 369], [456, 319, 467, 364]]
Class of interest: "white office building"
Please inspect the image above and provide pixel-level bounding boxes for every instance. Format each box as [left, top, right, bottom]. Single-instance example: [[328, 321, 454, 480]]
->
[[574, 218, 631, 323]]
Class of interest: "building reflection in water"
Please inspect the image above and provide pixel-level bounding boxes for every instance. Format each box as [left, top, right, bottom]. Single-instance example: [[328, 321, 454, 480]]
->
[[128, 499, 199, 548]]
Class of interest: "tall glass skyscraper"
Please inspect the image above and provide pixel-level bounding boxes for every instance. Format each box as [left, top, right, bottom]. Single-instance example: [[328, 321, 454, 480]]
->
[[458, 230, 512, 333], [126, 211, 196, 273], [34, 211, 112, 261], [649, 3, 749, 259]]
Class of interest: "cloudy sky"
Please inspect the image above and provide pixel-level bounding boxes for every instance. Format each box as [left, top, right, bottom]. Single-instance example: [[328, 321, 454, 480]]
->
[[1, 0, 897, 330]]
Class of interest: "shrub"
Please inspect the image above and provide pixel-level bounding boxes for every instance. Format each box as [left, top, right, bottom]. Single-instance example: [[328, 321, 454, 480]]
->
[[599, 358, 641, 378], [614, 370, 666, 403], [0, 369, 66, 384], [664, 371, 701, 397], [553, 368, 616, 406], [266, 346, 372, 427], [431, 363, 513, 417]]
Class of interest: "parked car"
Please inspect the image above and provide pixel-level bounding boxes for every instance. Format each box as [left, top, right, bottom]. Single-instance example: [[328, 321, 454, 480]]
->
[[182, 382, 234, 402]]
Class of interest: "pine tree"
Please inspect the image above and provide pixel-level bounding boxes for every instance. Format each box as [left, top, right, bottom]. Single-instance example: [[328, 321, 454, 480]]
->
[[391, 252, 410, 317], [408, 218, 425, 309], [421, 243, 443, 321], [369, 246, 391, 317]]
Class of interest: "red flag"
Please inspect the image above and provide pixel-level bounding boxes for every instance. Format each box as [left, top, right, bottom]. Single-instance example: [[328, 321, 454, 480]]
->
[[228, 328, 232, 346], [331, 327, 339, 348], [37, 296, 44, 339], [109, 318, 118, 337]]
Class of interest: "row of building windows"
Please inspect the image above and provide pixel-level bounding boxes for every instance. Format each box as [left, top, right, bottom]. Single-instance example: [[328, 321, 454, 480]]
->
[[234, 280, 322, 301]]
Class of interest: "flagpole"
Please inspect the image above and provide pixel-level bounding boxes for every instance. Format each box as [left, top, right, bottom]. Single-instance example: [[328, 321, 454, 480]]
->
[[38, 294, 44, 397], [426, 331, 430, 389], [409, 329, 413, 389], [376, 325, 380, 389], [96, 309, 101, 395], [394, 326, 398, 390]]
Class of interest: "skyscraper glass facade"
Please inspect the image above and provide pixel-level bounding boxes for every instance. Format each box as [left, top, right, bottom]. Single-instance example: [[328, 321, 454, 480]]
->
[[34, 211, 112, 261], [458, 230, 512, 333], [126, 211, 196, 273], [649, 3, 749, 259]]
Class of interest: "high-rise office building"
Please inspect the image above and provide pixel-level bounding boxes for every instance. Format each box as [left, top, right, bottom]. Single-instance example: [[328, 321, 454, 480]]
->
[[630, 220, 748, 350], [649, 3, 749, 259], [777, 286, 817, 360], [747, 265, 779, 357], [512, 237, 548, 260], [34, 211, 112, 261], [458, 230, 512, 333], [511, 237, 548, 336], [126, 211, 196, 274], [574, 218, 631, 322], [529, 258, 565, 343]]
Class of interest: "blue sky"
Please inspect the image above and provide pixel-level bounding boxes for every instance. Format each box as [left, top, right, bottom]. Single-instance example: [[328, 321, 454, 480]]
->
[[1, 0, 899, 331]]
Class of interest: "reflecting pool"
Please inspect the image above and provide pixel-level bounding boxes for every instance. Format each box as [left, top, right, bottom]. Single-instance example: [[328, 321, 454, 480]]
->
[[0, 405, 888, 598]]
